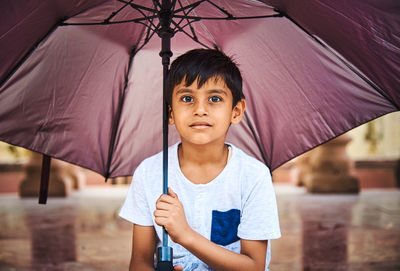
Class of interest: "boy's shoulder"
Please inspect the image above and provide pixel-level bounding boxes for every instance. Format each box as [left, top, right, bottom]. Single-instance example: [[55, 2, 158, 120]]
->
[[136, 149, 163, 174], [230, 143, 271, 176], [134, 143, 270, 179], [134, 143, 178, 174], [140, 148, 164, 165]]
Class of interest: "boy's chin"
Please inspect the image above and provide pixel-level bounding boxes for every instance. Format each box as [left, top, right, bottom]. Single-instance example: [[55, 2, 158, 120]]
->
[[180, 137, 227, 147]]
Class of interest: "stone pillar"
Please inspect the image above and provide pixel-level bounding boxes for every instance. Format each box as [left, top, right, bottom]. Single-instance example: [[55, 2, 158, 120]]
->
[[19, 152, 85, 198], [110, 176, 131, 185], [294, 134, 359, 193]]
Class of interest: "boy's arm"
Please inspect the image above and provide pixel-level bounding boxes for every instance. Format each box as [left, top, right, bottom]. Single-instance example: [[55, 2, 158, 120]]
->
[[154, 188, 267, 271], [129, 224, 156, 271], [180, 231, 267, 271]]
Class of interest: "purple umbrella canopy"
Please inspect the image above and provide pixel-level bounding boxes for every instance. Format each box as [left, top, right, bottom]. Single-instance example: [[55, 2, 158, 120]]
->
[[0, 0, 399, 179]]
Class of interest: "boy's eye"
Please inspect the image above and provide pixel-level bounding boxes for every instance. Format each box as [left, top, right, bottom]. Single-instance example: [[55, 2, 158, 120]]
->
[[209, 96, 221, 103], [181, 96, 194, 103]]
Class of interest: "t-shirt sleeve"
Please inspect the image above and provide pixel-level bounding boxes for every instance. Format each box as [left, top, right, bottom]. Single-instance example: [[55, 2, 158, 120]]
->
[[237, 166, 281, 240], [119, 164, 154, 226]]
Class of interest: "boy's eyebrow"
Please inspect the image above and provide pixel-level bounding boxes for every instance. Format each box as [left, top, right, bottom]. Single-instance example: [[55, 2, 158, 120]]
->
[[175, 88, 228, 95], [208, 89, 228, 95], [175, 88, 193, 95]]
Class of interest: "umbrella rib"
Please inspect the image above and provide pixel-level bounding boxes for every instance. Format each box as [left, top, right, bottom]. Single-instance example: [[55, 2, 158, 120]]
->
[[171, 0, 178, 10], [118, 0, 158, 13], [204, 0, 233, 18], [0, 19, 63, 90], [173, 0, 200, 41], [170, 20, 211, 49], [174, 0, 194, 26], [137, 26, 158, 52], [104, 17, 154, 178], [123, 1, 160, 31], [62, 1, 158, 26], [174, 0, 204, 14], [173, 14, 282, 20], [135, 20, 158, 33], [142, 10, 157, 45], [104, 48, 137, 180], [278, 10, 400, 110], [177, 0, 199, 16], [61, 15, 159, 26], [105, 0, 134, 23], [171, 18, 199, 36], [62, 19, 157, 33], [152, 0, 162, 9], [243, 111, 268, 166], [170, 1, 280, 46]]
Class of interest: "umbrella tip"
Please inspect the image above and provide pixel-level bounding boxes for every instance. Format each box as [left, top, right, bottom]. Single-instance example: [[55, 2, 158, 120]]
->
[[273, 8, 284, 16]]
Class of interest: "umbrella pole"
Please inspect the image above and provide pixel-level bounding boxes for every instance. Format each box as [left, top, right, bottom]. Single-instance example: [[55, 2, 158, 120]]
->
[[157, 1, 174, 270]]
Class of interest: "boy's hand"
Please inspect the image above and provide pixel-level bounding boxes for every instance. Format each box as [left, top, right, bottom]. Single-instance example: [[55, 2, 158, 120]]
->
[[154, 188, 193, 244], [174, 265, 183, 271]]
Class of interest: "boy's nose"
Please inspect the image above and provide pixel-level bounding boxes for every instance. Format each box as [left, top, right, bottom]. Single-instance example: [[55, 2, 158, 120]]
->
[[193, 101, 208, 116]]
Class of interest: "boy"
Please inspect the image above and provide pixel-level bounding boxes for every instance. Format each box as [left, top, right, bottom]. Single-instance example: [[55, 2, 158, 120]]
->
[[119, 49, 281, 270]]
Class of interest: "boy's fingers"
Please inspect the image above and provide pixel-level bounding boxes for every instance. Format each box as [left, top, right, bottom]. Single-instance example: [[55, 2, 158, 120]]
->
[[157, 194, 176, 204], [154, 217, 168, 227], [153, 209, 169, 218], [155, 201, 172, 211], [174, 265, 183, 271], [168, 187, 178, 199]]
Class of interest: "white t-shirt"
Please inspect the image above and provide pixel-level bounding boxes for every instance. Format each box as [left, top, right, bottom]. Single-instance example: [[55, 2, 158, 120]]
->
[[119, 143, 281, 270]]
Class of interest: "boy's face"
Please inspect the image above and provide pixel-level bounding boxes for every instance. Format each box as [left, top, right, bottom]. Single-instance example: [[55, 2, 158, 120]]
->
[[169, 76, 246, 147]]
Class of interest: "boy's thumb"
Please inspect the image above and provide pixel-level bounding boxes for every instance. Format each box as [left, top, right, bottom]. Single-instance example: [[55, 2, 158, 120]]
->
[[168, 187, 178, 198]]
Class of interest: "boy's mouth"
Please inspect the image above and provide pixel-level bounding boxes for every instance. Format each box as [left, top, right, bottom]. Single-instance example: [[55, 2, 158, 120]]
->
[[189, 122, 212, 129]]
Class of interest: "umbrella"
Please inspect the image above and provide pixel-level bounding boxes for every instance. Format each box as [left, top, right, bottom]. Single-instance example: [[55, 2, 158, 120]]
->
[[0, 0, 399, 268], [1, 0, 399, 179]]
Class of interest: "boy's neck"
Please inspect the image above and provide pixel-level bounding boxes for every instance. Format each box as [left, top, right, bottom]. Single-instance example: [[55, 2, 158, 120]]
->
[[178, 141, 228, 165], [177, 141, 230, 184]]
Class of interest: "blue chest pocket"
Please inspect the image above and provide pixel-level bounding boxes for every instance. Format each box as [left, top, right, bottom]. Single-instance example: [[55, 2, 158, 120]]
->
[[210, 209, 240, 246]]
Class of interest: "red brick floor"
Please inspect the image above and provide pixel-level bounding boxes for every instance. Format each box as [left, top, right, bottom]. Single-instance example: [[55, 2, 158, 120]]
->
[[0, 185, 399, 270]]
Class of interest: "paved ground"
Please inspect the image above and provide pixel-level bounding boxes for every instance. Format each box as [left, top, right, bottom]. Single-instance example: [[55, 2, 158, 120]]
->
[[0, 185, 399, 271]]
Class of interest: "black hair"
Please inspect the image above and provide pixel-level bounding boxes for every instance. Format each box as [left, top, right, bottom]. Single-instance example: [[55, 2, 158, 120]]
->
[[166, 48, 245, 108]]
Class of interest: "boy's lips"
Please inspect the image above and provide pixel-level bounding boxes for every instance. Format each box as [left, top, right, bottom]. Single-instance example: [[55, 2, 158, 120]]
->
[[189, 122, 212, 129]]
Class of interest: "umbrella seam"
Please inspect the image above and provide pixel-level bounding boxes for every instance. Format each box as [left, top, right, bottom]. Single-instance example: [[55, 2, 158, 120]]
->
[[0, 4, 43, 41], [104, 48, 137, 180], [0, 20, 63, 91], [279, 10, 400, 111], [184, 0, 217, 46], [243, 110, 268, 165], [244, 0, 274, 9]]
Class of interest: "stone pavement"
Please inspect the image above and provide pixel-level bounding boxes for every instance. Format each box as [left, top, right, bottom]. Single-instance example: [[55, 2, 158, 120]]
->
[[0, 185, 399, 271]]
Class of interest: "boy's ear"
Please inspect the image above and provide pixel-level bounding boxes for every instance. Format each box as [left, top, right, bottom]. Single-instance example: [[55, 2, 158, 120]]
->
[[231, 99, 246, 125], [168, 106, 175, 125]]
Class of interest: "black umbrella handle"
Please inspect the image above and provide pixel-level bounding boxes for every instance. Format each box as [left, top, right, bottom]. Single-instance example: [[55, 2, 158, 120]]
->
[[157, 1, 174, 271], [156, 246, 174, 271], [156, 261, 174, 271]]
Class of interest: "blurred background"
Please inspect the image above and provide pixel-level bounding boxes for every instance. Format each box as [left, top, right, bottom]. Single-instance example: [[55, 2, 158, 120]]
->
[[0, 111, 399, 270]]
